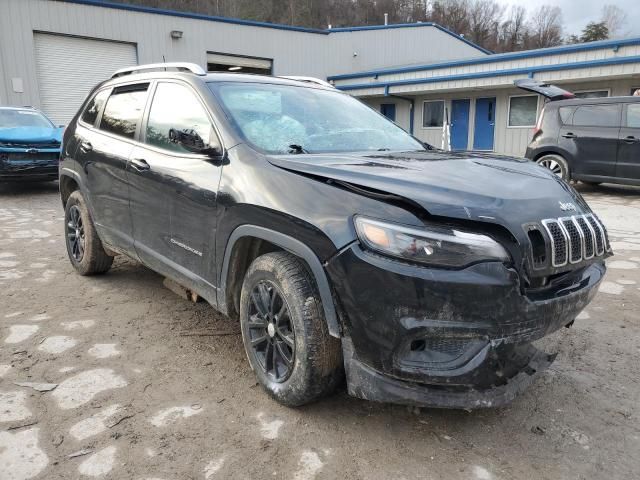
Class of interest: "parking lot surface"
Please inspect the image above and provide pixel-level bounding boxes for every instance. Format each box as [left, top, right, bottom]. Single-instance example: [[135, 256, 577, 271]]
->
[[1, 181, 639, 480]]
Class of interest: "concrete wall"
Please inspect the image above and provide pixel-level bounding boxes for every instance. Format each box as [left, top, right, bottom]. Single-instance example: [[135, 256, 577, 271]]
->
[[0, 0, 485, 111]]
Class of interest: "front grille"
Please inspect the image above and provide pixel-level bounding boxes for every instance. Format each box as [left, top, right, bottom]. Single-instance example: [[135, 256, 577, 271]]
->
[[541, 214, 609, 267], [0, 141, 60, 149]]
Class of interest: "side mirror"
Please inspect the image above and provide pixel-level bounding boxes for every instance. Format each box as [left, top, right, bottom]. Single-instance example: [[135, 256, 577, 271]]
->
[[169, 128, 221, 157]]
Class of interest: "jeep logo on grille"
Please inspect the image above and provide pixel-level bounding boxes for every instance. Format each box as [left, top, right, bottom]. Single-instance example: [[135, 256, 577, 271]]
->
[[559, 201, 577, 212]]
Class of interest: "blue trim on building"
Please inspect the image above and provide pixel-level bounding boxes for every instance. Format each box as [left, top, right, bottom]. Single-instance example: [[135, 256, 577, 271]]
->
[[335, 55, 640, 92], [58, 0, 491, 53], [328, 37, 640, 81]]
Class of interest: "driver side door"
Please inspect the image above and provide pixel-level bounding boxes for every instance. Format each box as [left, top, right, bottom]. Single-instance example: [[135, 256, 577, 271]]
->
[[128, 80, 223, 301]]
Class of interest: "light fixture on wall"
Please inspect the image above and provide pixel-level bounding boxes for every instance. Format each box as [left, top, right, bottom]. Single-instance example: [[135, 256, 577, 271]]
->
[[170, 30, 183, 39]]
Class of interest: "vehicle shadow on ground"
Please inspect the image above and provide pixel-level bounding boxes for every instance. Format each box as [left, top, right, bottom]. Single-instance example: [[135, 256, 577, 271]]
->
[[0, 180, 59, 196]]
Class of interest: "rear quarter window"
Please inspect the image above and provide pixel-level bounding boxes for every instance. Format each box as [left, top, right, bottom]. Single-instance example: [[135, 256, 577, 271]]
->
[[572, 104, 620, 127], [558, 106, 575, 125], [99, 83, 149, 139]]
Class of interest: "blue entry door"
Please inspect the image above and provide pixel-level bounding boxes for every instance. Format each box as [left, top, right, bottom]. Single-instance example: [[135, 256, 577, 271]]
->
[[473, 97, 496, 150], [450, 99, 470, 150]]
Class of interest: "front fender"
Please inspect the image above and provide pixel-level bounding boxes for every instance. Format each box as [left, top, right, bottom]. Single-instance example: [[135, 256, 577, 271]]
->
[[219, 224, 342, 338]]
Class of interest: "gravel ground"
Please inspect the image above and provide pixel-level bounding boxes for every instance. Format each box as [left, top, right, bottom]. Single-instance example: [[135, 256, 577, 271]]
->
[[0, 181, 639, 480]]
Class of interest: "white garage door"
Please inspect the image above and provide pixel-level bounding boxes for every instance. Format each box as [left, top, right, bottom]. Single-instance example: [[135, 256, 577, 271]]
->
[[34, 33, 137, 125]]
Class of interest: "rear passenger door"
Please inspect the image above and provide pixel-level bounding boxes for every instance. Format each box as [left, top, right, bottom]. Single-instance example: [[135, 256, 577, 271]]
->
[[128, 80, 223, 299], [75, 83, 149, 255], [558, 103, 621, 178], [616, 103, 640, 181]]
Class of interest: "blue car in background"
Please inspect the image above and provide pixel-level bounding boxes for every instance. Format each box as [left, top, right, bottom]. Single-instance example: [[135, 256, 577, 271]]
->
[[0, 106, 62, 182]]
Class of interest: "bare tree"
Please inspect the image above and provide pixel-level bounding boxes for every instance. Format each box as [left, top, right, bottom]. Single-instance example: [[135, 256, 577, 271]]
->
[[601, 5, 627, 38], [528, 5, 563, 48], [498, 6, 527, 52], [467, 0, 504, 50]]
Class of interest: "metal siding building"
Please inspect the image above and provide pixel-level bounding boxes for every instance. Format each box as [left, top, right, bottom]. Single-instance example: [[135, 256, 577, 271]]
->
[[1, 0, 640, 157], [330, 40, 640, 156], [0, 0, 485, 124]]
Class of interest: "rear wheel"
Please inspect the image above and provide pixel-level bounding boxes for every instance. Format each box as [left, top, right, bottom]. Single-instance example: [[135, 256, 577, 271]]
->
[[64, 191, 113, 275], [537, 154, 569, 181], [239, 251, 343, 406]]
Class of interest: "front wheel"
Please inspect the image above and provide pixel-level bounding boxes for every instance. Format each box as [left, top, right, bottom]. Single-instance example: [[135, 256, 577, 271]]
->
[[536, 154, 570, 181], [239, 252, 343, 406], [64, 191, 113, 275]]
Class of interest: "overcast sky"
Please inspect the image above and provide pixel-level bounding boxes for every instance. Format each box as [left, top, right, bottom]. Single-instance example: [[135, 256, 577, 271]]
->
[[494, 0, 639, 37]]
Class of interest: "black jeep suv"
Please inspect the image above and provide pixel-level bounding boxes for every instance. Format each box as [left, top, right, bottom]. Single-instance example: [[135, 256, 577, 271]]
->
[[60, 64, 610, 409], [518, 79, 640, 186]]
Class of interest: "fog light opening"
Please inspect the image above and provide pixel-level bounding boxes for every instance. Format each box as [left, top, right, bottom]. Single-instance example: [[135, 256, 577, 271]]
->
[[410, 339, 426, 351]]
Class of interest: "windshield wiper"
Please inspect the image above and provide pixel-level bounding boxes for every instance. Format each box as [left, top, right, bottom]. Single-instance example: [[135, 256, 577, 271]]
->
[[288, 144, 309, 154]]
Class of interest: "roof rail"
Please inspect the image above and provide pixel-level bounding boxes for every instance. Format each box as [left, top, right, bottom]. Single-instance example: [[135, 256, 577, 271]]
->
[[111, 62, 207, 79], [278, 76, 335, 88]]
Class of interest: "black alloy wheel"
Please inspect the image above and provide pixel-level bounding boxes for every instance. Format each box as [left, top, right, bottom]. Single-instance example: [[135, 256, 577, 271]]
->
[[246, 280, 295, 382], [66, 204, 85, 262]]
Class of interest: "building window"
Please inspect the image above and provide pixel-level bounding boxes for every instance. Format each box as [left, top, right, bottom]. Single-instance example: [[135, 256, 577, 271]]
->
[[508, 95, 538, 127], [207, 52, 272, 75], [422, 100, 444, 128], [574, 90, 609, 99]]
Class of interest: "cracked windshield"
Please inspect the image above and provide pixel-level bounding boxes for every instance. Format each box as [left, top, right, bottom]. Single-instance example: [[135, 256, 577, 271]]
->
[[209, 82, 423, 154]]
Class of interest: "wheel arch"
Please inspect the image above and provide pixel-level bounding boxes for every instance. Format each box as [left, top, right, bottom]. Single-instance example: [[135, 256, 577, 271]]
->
[[59, 172, 80, 206], [219, 225, 341, 338]]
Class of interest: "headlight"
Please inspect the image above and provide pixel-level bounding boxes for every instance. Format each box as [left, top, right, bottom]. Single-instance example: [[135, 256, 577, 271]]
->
[[354, 216, 510, 268]]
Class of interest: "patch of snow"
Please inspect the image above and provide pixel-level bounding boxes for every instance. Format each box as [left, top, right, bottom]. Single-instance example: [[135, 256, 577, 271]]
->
[[293, 451, 323, 480], [88, 343, 121, 359], [61, 320, 95, 330], [77, 445, 117, 477], [51, 369, 127, 410], [70, 404, 122, 441], [37, 336, 78, 354], [204, 456, 225, 478], [0, 428, 48, 480], [149, 405, 203, 427], [257, 412, 284, 440], [0, 390, 31, 422], [5, 324, 39, 344]]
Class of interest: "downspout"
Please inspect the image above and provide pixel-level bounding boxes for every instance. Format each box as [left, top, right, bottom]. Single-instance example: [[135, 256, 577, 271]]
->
[[384, 85, 415, 135]]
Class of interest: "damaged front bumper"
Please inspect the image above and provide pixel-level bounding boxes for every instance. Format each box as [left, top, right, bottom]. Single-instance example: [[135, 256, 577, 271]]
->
[[0, 151, 59, 181], [326, 244, 605, 409]]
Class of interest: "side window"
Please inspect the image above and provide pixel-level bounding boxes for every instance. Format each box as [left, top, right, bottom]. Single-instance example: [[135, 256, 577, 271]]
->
[[422, 101, 444, 128], [146, 82, 218, 154], [572, 105, 620, 127], [99, 83, 149, 139], [81, 89, 109, 126], [558, 106, 575, 125], [626, 104, 640, 128]]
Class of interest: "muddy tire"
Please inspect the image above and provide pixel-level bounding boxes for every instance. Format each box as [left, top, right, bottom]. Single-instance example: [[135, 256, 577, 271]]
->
[[64, 190, 113, 275], [536, 154, 570, 181], [239, 251, 343, 406]]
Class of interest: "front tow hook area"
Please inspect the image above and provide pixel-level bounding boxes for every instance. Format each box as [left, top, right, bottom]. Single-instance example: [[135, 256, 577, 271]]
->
[[341, 337, 556, 409]]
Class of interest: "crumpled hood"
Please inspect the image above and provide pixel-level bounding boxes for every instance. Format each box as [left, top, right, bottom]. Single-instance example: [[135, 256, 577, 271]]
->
[[268, 150, 591, 228], [0, 127, 63, 146]]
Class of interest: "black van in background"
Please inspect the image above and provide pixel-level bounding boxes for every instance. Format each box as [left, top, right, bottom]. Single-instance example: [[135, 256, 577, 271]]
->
[[519, 79, 640, 186]]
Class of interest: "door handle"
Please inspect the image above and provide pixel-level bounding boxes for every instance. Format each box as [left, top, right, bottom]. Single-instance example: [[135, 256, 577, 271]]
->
[[130, 158, 150, 172], [623, 136, 640, 144], [79, 141, 93, 152], [561, 133, 577, 139]]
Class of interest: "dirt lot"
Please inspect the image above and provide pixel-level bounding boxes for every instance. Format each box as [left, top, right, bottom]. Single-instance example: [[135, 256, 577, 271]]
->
[[0, 181, 638, 480]]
